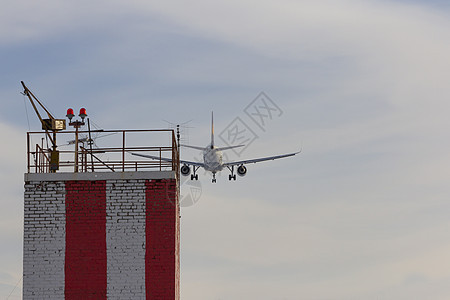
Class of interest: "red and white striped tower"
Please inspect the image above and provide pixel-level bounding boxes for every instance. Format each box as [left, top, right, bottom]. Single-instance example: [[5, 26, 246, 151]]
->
[[23, 128, 180, 299]]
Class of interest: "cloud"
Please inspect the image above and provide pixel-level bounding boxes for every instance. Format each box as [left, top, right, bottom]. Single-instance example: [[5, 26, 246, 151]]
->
[[0, 122, 25, 300], [2, 0, 450, 299], [0, 0, 138, 44], [181, 188, 450, 299]]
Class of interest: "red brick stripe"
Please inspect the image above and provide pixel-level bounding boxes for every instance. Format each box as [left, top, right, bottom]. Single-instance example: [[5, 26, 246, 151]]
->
[[65, 181, 107, 299], [145, 179, 177, 299]]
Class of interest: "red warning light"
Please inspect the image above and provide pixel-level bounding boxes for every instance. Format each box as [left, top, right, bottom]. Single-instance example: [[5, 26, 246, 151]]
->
[[66, 108, 75, 121], [79, 108, 87, 120]]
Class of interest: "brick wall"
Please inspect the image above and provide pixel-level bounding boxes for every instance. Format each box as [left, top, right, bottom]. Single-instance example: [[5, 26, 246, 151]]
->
[[65, 180, 107, 299], [146, 179, 179, 299], [23, 172, 179, 299], [106, 179, 147, 299], [23, 181, 66, 299]]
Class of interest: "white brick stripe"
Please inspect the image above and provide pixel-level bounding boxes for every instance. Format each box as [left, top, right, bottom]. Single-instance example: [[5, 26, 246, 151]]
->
[[23, 181, 66, 299], [106, 179, 146, 299]]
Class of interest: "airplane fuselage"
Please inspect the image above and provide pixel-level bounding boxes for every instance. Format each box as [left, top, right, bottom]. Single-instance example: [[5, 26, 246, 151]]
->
[[202, 144, 224, 173]]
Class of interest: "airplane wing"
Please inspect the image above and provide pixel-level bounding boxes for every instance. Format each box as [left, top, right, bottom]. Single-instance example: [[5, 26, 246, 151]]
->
[[130, 152, 205, 167], [222, 151, 300, 167]]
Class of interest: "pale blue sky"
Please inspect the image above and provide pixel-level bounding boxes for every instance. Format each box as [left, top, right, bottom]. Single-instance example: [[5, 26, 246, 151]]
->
[[2, 1, 450, 299]]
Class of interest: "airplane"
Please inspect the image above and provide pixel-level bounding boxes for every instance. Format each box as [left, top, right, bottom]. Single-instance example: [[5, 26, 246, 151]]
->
[[131, 112, 300, 183]]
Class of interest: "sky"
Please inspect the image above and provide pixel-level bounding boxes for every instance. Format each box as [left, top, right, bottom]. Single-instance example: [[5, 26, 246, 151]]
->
[[1, 0, 450, 299]]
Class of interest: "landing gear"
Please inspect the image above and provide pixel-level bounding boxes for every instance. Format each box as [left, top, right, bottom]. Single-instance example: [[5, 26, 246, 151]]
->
[[212, 172, 217, 183], [190, 166, 200, 180], [227, 166, 236, 181]]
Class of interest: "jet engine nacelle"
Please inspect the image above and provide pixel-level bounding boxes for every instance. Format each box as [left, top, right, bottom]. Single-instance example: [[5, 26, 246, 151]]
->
[[237, 165, 247, 177], [180, 164, 191, 176]]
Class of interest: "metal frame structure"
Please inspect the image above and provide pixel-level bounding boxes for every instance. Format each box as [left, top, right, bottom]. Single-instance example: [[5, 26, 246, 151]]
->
[[21, 81, 67, 172], [27, 129, 179, 174]]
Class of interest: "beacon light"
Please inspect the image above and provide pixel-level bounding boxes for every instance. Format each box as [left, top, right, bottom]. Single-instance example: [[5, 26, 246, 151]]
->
[[66, 108, 75, 121], [79, 108, 87, 120]]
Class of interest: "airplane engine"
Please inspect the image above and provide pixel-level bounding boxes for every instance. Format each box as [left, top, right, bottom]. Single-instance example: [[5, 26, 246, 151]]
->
[[180, 164, 191, 176], [237, 165, 247, 177]]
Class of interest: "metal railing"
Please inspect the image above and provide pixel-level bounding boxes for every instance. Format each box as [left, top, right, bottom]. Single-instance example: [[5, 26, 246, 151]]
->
[[27, 129, 179, 174]]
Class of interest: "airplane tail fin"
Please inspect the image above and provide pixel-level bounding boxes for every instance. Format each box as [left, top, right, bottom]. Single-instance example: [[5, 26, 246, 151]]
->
[[181, 112, 245, 151], [211, 111, 214, 148]]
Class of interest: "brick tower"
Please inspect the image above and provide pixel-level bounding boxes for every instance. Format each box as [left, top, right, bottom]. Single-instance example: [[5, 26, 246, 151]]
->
[[23, 129, 180, 299]]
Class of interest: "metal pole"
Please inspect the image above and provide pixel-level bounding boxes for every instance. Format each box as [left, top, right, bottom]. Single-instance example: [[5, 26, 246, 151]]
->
[[87, 118, 94, 172], [74, 125, 79, 173], [27, 133, 30, 173], [35, 144, 38, 173], [177, 125, 180, 172], [122, 131, 125, 172]]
